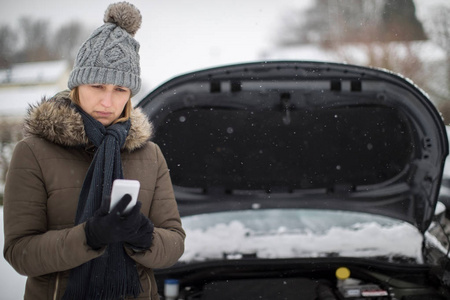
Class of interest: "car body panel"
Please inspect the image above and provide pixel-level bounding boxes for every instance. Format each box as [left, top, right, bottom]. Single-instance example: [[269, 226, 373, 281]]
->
[[137, 61, 448, 233]]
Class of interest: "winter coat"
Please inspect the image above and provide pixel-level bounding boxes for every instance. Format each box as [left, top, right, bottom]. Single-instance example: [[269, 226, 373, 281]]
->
[[3, 91, 186, 300]]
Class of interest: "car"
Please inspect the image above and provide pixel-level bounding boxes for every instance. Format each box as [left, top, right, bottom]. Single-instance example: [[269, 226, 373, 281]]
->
[[137, 61, 450, 300]]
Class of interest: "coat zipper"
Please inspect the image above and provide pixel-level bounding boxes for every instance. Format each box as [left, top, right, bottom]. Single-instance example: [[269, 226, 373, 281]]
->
[[53, 272, 60, 300], [146, 272, 152, 300]]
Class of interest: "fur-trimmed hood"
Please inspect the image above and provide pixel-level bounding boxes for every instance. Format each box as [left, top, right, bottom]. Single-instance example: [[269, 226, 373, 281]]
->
[[24, 90, 153, 152]]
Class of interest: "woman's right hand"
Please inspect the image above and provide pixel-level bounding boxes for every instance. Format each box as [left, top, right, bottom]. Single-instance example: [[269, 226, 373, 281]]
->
[[84, 194, 142, 249]]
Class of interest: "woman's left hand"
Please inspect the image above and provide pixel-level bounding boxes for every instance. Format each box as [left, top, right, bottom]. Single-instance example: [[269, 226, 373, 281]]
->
[[125, 213, 154, 251]]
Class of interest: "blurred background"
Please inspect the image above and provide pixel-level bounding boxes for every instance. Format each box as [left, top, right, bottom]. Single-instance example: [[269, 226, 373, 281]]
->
[[0, 1, 449, 297], [0, 0, 449, 202]]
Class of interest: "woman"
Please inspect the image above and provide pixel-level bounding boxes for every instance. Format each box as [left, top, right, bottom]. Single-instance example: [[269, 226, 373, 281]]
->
[[3, 2, 185, 300]]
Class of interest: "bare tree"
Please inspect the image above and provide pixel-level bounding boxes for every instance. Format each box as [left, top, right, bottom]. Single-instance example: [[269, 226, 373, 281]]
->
[[276, 0, 386, 46], [424, 5, 450, 121], [0, 25, 18, 67], [381, 0, 427, 41], [52, 21, 89, 63], [15, 17, 55, 62], [428, 6, 450, 52], [276, 0, 428, 46], [0, 17, 88, 65], [326, 0, 385, 44], [274, 0, 433, 83]]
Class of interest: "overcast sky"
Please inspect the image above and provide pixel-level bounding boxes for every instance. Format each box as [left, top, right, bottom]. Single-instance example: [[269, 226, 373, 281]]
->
[[2, 0, 449, 96]]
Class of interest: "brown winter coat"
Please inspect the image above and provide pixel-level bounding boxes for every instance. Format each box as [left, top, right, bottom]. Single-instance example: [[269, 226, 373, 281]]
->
[[3, 91, 185, 300]]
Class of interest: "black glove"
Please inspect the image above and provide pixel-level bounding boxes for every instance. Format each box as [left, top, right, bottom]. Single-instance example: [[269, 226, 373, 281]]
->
[[124, 214, 154, 251], [85, 194, 142, 250]]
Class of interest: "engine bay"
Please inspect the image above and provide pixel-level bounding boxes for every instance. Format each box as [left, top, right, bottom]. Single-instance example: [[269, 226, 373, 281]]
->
[[155, 259, 449, 300]]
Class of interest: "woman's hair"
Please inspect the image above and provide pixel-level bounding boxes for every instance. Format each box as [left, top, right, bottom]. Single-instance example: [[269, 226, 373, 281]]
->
[[69, 86, 132, 124]]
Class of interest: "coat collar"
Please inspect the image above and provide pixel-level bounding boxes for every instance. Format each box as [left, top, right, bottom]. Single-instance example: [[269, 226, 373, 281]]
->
[[24, 90, 153, 152]]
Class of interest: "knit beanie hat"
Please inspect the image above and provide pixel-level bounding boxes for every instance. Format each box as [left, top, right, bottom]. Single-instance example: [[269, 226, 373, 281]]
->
[[68, 2, 142, 96]]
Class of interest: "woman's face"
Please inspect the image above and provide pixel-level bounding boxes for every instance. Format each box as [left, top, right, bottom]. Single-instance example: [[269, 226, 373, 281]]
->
[[78, 84, 131, 126]]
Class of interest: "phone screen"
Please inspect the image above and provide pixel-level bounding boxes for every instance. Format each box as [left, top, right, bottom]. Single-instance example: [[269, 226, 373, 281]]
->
[[109, 179, 140, 213]]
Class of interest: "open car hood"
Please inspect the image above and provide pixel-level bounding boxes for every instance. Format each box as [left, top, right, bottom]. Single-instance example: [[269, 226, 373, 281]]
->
[[137, 61, 448, 233]]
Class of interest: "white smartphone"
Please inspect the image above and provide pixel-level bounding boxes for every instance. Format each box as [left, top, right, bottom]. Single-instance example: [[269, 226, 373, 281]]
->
[[109, 179, 140, 213]]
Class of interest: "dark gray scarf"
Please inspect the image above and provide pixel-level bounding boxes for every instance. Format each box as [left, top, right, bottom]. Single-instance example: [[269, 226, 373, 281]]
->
[[63, 105, 141, 299]]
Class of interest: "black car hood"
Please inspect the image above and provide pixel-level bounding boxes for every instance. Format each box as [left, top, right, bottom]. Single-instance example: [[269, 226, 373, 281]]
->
[[137, 61, 448, 233]]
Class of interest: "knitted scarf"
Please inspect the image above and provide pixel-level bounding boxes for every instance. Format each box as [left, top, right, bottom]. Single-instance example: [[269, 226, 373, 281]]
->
[[63, 105, 141, 300]]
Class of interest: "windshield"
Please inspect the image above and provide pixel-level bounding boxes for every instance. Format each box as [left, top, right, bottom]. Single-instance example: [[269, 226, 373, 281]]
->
[[180, 209, 424, 264]]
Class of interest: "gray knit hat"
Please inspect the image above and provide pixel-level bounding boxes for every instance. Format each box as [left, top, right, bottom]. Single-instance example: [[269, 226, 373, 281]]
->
[[68, 2, 142, 95]]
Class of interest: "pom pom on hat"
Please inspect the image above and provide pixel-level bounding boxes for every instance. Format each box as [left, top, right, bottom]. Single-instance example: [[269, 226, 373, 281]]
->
[[104, 2, 142, 37]]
